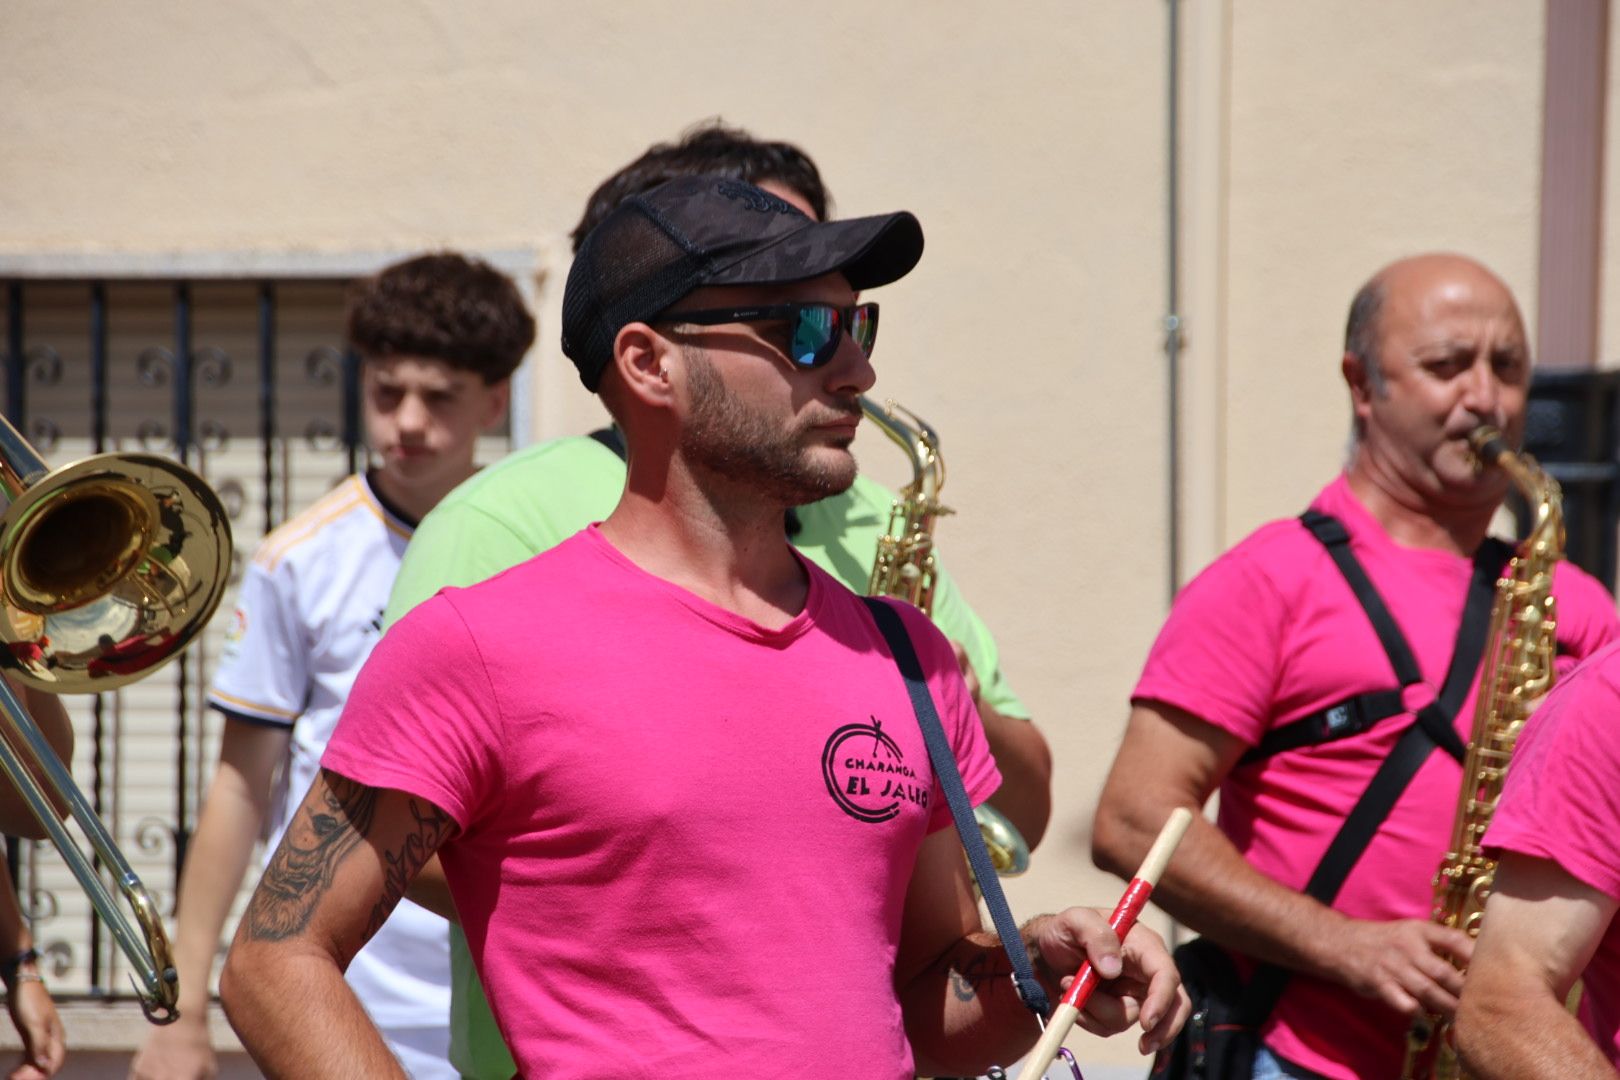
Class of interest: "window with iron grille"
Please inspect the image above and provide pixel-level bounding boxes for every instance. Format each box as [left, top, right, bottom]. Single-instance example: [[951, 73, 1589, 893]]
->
[[1, 276, 514, 1005]]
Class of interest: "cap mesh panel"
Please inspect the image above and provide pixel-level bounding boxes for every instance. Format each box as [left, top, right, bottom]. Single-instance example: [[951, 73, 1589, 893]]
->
[[562, 205, 706, 388]]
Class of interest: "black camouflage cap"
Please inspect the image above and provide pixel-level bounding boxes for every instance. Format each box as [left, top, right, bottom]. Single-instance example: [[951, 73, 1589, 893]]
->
[[561, 176, 924, 390]]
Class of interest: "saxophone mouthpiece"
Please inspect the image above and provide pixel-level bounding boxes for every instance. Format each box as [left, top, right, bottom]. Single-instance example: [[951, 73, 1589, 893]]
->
[[1467, 425, 1509, 470]]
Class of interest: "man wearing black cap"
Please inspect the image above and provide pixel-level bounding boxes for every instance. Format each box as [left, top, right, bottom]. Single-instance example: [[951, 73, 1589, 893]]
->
[[219, 178, 1187, 1079], [387, 126, 1054, 1080]]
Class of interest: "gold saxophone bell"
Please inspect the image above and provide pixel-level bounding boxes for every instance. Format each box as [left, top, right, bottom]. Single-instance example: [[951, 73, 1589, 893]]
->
[[0, 415, 232, 1023], [860, 396, 1031, 881]]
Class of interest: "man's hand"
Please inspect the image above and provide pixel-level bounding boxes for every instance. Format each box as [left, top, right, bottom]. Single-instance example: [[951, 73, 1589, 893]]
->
[[1331, 917, 1473, 1019], [1028, 908, 1191, 1056], [6, 976, 65, 1080], [127, 1014, 216, 1080]]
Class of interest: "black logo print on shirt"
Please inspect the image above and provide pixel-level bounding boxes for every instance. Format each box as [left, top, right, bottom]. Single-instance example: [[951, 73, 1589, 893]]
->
[[821, 716, 929, 823]]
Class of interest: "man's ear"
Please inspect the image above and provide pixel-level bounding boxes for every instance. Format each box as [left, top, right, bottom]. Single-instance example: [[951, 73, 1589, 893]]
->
[[1343, 351, 1374, 416], [481, 378, 512, 430], [612, 323, 676, 409]]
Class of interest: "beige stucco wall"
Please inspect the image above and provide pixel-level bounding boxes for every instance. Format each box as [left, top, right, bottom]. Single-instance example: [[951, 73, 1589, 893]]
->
[[1211, 2, 1545, 551], [0, 0, 1582, 1071]]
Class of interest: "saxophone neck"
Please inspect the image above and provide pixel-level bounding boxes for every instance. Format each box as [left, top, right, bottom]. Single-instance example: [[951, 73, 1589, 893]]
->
[[860, 395, 945, 500], [863, 396, 951, 611], [1467, 425, 1564, 562]]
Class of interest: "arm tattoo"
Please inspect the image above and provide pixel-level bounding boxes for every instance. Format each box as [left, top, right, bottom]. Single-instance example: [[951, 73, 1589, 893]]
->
[[241, 772, 456, 944], [947, 951, 996, 1002], [943, 934, 1048, 1003], [366, 798, 457, 938], [243, 773, 375, 942]]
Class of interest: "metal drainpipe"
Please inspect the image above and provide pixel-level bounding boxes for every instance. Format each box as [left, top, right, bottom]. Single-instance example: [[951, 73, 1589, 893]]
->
[[1164, 0, 1186, 953], [1165, 0, 1184, 607]]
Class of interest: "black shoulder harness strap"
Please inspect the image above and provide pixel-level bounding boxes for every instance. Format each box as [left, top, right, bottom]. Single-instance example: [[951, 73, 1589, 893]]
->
[[1233, 509, 1511, 1025], [861, 596, 1051, 1021], [1241, 511, 1510, 766]]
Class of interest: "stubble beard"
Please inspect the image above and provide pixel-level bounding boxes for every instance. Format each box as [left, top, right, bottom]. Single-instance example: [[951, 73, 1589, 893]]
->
[[680, 348, 858, 507]]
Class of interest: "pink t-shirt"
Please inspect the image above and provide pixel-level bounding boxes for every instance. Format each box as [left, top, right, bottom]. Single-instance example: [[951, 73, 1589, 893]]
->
[[324, 526, 999, 1079], [1485, 637, 1620, 1066], [1133, 475, 1619, 1080]]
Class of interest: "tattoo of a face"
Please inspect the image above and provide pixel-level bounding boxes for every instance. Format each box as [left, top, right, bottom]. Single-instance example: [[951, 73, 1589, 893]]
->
[[243, 773, 375, 942]]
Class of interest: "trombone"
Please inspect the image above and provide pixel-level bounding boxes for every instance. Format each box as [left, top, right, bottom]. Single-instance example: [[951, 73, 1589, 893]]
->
[[0, 414, 231, 1023]]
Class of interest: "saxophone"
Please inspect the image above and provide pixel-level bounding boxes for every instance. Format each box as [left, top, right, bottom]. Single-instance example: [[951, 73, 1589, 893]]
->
[[1401, 424, 1564, 1080], [860, 396, 1030, 876]]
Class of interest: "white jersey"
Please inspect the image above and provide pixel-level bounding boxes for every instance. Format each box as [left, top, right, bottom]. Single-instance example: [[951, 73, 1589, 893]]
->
[[210, 473, 451, 1037]]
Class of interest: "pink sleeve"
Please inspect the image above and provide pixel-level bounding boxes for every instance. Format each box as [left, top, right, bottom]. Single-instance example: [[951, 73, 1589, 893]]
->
[[322, 593, 503, 830], [1486, 654, 1620, 900], [1551, 561, 1620, 676], [1133, 546, 1290, 746], [892, 601, 1002, 835]]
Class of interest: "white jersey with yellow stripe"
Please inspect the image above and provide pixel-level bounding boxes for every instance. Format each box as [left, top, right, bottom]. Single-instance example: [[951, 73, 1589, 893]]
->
[[208, 472, 450, 1037]]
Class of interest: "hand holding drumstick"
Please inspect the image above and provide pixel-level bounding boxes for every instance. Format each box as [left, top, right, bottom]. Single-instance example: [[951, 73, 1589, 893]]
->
[[1023, 808, 1194, 1077]]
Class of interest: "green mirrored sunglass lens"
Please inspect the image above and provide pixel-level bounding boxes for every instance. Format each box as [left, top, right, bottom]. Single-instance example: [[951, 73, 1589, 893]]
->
[[792, 308, 838, 366]]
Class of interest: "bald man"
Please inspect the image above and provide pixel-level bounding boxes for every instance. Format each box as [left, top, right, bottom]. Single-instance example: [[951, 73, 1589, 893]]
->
[[1092, 254, 1620, 1080]]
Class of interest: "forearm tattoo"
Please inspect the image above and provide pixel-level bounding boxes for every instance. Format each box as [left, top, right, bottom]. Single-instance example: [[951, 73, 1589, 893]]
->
[[241, 772, 455, 944], [943, 937, 1046, 1003], [947, 950, 996, 1002]]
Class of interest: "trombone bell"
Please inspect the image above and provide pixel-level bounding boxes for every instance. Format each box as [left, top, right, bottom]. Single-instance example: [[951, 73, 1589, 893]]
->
[[5, 484, 151, 614], [0, 418, 233, 1023], [0, 454, 230, 692]]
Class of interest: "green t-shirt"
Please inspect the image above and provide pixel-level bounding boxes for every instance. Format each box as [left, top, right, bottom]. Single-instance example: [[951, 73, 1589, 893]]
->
[[383, 433, 1028, 1079]]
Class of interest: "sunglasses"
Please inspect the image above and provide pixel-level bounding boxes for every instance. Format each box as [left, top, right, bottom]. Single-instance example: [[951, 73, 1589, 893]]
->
[[657, 302, 879, 370]]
